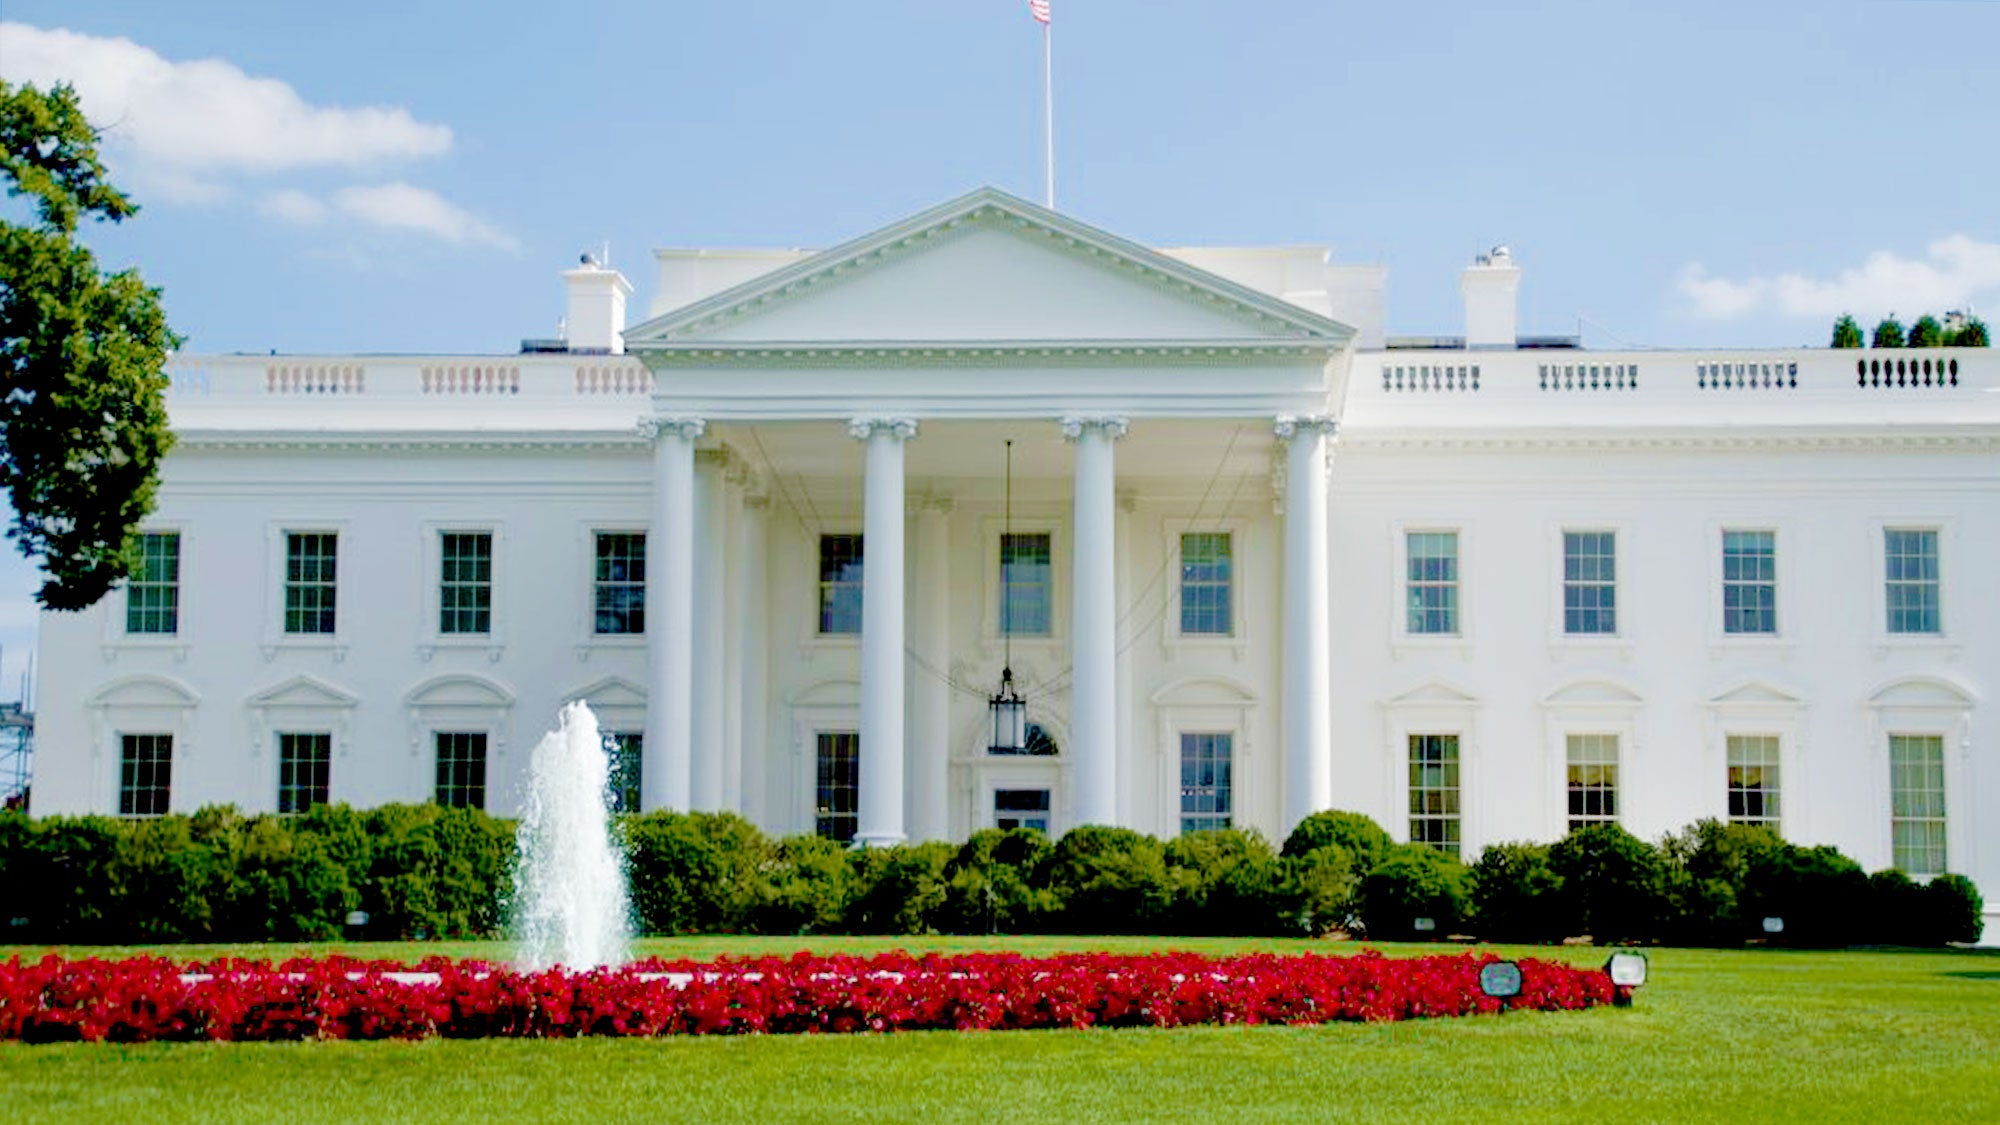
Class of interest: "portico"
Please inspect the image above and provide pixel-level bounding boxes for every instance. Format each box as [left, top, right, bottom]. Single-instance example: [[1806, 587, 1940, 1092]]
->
[[622, 188, 1354, 840]]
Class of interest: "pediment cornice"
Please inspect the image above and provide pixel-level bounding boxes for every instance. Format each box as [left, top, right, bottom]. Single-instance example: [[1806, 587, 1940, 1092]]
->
[[625, 187, 1354, 349]]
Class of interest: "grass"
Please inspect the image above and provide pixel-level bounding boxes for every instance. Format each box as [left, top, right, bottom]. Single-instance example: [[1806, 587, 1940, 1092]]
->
[[4, 937, 1999, 1124]]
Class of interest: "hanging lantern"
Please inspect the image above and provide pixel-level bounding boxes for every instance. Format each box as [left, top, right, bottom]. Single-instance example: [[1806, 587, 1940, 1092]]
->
[[989, 667, 1027, 754]]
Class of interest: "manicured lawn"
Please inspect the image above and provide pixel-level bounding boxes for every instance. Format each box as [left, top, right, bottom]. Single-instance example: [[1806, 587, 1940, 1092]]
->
[[4, 937, 1998, 1124]]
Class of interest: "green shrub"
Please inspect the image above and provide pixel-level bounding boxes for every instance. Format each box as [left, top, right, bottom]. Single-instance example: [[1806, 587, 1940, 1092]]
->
[[1920, 874, 1984, 946], [1469, 842, 1564, 944], [1280, 810, 1392, 871], [1357, 845, 1469, 941], [1660, 819, 1786, 946], [938, 829, 1056, 934], [1285, 843, 1358, 936], [751, 834, 853, 934], [1865, 868, 1926, 945], [1741, 843, 1867, 948], [846, 842, 953, 934], [1548, 824, 1668, 944], [625, 811, 771, 935], [218, 815, 357, 941], [1045, 825, 1171, 935], [1163, 829, 1294, 936]]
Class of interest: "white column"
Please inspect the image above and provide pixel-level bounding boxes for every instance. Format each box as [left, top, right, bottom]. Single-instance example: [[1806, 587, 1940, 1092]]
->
[[642, 415, 704, 812], [851, 417, 917, 847], [1062, 415, 1127, 828], [1276, 415, 1336, 832], [720, 464, 748, 815], [910, 494, 953, 841], [691, 451, 728, 812], [737, 492, 770, 828]]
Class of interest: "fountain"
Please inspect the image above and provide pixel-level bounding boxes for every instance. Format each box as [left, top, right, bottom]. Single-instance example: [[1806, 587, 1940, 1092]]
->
[[510, 701, 632, 971]]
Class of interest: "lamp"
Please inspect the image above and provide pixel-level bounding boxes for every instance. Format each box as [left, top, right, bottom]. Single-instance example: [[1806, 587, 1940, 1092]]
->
[[989, 439, 1028, 754]]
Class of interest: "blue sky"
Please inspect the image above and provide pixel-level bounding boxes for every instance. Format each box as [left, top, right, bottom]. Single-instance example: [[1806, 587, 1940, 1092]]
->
[[1, 0, 1996, 701]]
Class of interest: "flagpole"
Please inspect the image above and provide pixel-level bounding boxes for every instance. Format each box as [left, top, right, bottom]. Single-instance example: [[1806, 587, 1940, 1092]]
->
[[1042, 17, 1055, 210]]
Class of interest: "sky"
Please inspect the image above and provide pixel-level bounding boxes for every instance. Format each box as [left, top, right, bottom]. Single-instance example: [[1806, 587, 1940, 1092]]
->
[[1, 0, 1997, 705]]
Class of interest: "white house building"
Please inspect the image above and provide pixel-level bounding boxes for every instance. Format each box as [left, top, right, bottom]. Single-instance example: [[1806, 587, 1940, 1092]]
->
[[31, 188, 1999, 934]]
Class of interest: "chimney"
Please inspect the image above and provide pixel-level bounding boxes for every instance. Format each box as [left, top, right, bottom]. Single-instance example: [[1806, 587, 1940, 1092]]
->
[[562, 254, 633, 354], [1460, 246, 1520, 350]]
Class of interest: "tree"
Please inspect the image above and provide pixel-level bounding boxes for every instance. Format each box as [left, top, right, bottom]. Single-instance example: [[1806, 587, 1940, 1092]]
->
[[1907, 315, 1942, 348], [1, 82, 177, 611], [1871, 315, 1906, 349], [1830, 314, 1863, 349], [1945, 316, 1989, 348]]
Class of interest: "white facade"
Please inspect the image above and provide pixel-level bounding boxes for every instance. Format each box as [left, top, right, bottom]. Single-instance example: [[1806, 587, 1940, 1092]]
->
[[33, 189, 2000, 935]]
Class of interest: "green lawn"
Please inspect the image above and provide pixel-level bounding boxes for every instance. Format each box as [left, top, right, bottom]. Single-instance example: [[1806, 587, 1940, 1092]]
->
[[4, 937, 1998, 1124]]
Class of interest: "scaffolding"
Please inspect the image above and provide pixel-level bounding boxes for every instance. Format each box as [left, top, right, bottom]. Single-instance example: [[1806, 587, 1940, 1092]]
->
[[0, 702, 30, 812]]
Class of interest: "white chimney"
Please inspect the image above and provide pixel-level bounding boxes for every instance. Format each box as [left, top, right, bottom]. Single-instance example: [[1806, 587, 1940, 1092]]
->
[[562, 255, 633, 354], [1460, 246, 1520, 350]]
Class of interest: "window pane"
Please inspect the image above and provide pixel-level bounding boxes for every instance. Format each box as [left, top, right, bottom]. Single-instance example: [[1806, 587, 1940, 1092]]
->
[[1884, 529, 1941, 634], [1562, 531, 1616, 635], [1406, 532, 1459, 634], [1000, 532, 1052, 637], [1179, 732, 1232, 833], [818, 535, 864, 635], [1179, 532, 1233, 636], [1725, 734, 1780, 828], [126, 532, 181, 635], [278, 732, 332, 814], [815, 732, 859, 843], [285, 533, 338, 634], [434, 732, 488, 809], [594, 533, 646, 634], [1565, 733, 1618, 832], [1889, 734, 1946, 876], [607, 732, 643, 813], [440, 532, 494, 635], [1408, 734, 1461, 858], [1722, 530, 1776, 634], [119, 734, 173, 816]]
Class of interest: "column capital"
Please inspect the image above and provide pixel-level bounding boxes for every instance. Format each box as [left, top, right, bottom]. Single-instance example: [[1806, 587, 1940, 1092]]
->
[[848, 416, 919, 442], [1059, 415, 1129, 441], [1273, 414, 1338, 441], [640, 415, 706, 442]]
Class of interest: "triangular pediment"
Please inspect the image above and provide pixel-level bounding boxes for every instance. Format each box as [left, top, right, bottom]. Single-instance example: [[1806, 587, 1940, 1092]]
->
[[247, 674, 359, 710], [625, 188, 1354, 349], [568, 675, 647, 710], [1384, 679, 1482, 709], [1707, 681, 1803, 709], [1543, 679, 1644, 707], [88, 675, 199, 710]]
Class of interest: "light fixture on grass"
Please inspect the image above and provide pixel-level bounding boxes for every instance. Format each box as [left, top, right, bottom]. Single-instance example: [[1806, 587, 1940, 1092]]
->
[[988, 439, 1027, 754], [1478, 961, 1523, 999]]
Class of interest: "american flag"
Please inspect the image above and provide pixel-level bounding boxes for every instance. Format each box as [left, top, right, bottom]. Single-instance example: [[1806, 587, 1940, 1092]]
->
[[1028, 0, 1050, 25]]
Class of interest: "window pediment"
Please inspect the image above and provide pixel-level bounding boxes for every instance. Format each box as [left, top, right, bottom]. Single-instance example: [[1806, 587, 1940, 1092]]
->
[[88, 675, 199, 710], [1868, 676, 1976, 710], [247, 674, 359, 711], [406, 673, 513, 709]]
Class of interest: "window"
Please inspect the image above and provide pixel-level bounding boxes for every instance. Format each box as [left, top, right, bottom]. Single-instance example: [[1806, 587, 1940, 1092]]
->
[[994, 789, 1051, 833], [1889, 734, 1946, 876], [988, 721, 1059, 758], [1179, 732, 1232, 834], [818, 535, 864, 635], [1722, 530, 1776, 635], [118, 734, 172, 816], [1884, 529, 1940, 635], [1406, 531, 1459, 635], [607, 732, 642, 813], [1726, 734, 1780, 829], [1562, 531, 1616, 635], [284, 532, 338, 634], [440, 532, 493, 635], [1000, 532, 1052, 637], [278, 732, 332, 814], [434, 732, 488, 809], [1408, 734, 1461, 857], [1179, 532, 1233, 636], [593, 532, 645, 635], [1565, 733, 1618, 831], [815, 732, 859, 843], [126, 532, 181, 635]]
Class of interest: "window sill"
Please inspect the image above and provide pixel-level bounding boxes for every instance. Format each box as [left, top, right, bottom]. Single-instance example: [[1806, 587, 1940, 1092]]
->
[[100, 638, 192, 664], [418, 639, 506, 663], [1706, 637, 1794, 661], [1391, 635, 1473, 661], [573, 636, 644, 661], [1547, 636, 1636, 662], [1163, 635, 1249, 661], [1871, 636, 1963, 662], [260, 638, 349, 662]]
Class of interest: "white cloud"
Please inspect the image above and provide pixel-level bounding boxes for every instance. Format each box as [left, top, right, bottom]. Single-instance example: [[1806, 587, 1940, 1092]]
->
[[0, 22, 451, 190], [332, 183, 517, 250], [1680, 235, 2000, 322], [258, 189, 329, 225]]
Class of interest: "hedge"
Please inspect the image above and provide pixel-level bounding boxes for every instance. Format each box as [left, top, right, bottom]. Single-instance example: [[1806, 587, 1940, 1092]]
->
[[0, 808, 1982, 947]]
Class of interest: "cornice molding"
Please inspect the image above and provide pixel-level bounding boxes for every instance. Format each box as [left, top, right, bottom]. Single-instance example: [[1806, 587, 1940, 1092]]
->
[[175, 430, 648, 452], [637, 340, 1332, 367], [1338, 430, 2000, 455]]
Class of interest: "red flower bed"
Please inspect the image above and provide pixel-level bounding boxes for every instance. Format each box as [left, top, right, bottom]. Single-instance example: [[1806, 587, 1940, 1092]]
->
[[0, 950, 1619, 1043]]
